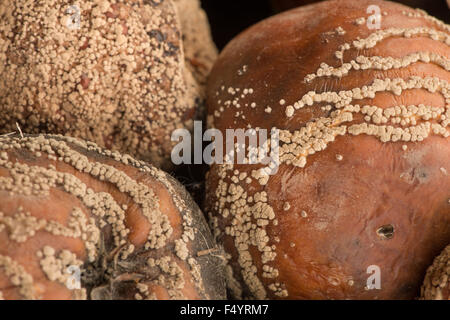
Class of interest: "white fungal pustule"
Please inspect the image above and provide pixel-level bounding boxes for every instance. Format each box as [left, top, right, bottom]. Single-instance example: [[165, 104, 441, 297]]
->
[[0, 135, 224, 300], [420, 245, 450, 300], [0, 0, 217, 169], [206, 3, 450, 300]]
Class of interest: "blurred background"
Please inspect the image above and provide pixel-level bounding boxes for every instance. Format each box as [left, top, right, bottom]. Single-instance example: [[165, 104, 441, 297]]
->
[[201, 0, 450, 50]]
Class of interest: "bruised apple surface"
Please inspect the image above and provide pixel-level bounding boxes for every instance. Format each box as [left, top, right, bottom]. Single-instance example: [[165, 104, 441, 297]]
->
[[0, 134, 226, 300], [205, 0, 450, 300]]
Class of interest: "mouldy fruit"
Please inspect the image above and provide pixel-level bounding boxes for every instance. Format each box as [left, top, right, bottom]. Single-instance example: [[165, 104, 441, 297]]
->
[[420, 244, 450, 300], [0, 134, 226, 300], [205, 0, 450, 299], [0, 0, 217, 169]]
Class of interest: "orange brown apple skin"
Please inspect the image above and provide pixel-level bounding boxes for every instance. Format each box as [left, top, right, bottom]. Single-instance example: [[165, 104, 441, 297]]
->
[[0, 134, 226, 300], [205, 0, 450, 300]]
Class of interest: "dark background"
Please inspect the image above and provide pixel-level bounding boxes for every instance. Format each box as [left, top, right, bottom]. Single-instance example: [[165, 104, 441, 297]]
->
[[201, 0, 450, 50]]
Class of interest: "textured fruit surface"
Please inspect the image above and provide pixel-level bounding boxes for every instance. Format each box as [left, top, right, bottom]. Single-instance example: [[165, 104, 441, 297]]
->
[[0, 0, 217, 169], [0, 134, 225, 300], [205, 0, 450, 299], [421, 245, 450, 300]]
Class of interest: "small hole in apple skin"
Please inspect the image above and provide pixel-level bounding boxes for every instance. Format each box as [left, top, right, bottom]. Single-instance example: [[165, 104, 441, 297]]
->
[[376, 224, 395, 239]]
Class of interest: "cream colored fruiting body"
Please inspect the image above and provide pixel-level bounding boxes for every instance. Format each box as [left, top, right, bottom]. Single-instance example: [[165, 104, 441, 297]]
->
[[206, 6, 450, 299], [421, 245, 450, 300], [304, 52, 450, 83], [333, 26, 450, 61], [37, 246, 86, 299], [402, 9, 450, 33], [0, 0, 217, 168], [0, 208, 99, 261], [0, 135, 220, 300], [0, 254, 36, 299], [172, 0, 218, 83]]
